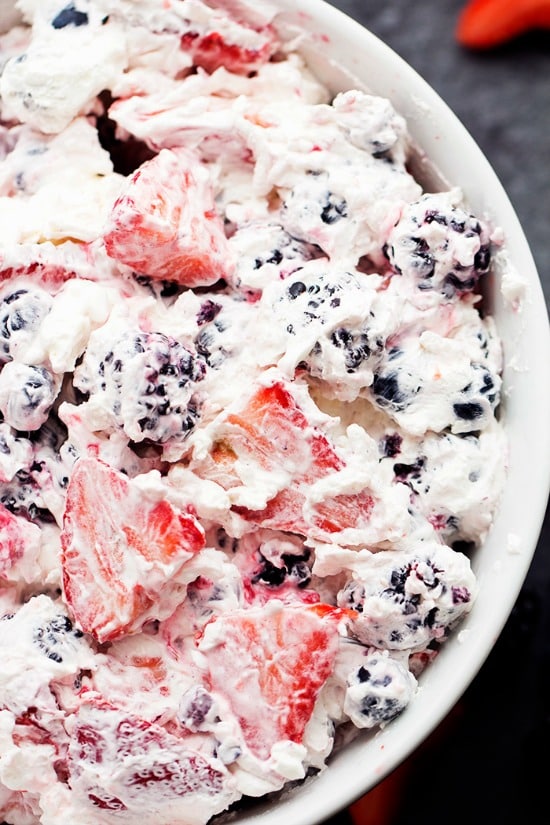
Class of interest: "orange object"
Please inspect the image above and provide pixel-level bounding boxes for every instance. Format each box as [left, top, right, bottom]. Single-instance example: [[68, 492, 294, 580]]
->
[[349, 761, 412, 825], [456, 0, 550, 48]]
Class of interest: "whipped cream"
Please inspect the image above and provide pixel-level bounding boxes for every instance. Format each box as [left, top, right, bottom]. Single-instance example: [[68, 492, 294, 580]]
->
[[0, 2, 510, 823]]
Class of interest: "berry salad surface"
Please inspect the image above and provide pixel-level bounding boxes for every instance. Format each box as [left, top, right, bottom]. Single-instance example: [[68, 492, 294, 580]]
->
[[0, 2, 509, 824]]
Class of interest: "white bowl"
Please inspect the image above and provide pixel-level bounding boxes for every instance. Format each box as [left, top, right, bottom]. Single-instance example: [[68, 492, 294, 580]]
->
[[217, 2, 550, 822]]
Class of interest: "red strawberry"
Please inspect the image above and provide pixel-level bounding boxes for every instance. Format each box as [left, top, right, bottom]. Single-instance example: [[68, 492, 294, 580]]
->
[[197, 603, 352, 759], [179, 8, 278, 76], [68, 700, 236, 820], [181, 30, 276, 74], [0, 504, 26, 576], [104, 148, 232, 288], [0, 503, 41, 581], [193, 381, 375, 539], [60, 456, 205, 642], [0, 241, 97, 288]]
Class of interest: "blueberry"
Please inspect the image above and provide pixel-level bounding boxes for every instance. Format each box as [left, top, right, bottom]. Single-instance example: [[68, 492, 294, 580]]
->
[[320, 193, 348, 224], [197, 300, 222, 326], [331, 327, 375, 372], [51, 3, 89, 29], [0, 288, 52, 363], [178, 685, 215, 731], [371, 372, 407, 409], [344, 655, 415, 729], [453, 401, 484, 421], [0, 363, 60, 432], [33, 614, 84, 663], [287, 280, 307, 299]]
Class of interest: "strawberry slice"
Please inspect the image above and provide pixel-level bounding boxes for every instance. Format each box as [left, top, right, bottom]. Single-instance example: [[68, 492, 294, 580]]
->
[[104, 148, 232, 288], [192, 381, 375, 539], [60, 456, 205, 642], [0, 240, 98, 288], [179, 5, 279, 76], [68, 699, 236, 820], [181, 29, 277, 74], [0, 503, 41, 582], [0, 504, 27, 576], [197, 603, 351, 759]]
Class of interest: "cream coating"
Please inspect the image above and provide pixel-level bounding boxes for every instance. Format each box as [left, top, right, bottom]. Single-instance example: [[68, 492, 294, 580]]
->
[[0, 2, 510, 824]]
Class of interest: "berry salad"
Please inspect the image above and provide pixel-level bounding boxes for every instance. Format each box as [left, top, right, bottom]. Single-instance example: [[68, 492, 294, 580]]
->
[[0, 2, 509, 824]]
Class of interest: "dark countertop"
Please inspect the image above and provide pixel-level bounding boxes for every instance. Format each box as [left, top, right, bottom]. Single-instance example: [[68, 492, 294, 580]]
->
[[323, 2, 550, 823]]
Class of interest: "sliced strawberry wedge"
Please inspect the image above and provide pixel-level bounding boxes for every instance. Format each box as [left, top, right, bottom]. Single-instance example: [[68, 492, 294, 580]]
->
[[60, 456, 205, 642], [192, 381, 375, 539], [104, 148, 232, 288], [197, 603, 352, 760], [68, 699, 236, 821]]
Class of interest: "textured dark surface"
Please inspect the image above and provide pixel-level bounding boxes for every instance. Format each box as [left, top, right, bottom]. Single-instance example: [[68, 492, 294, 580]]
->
[[322, 1, 550, 824]]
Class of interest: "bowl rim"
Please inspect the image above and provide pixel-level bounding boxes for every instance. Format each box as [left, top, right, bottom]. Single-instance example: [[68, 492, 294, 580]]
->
[[216, 1, 550, 823]]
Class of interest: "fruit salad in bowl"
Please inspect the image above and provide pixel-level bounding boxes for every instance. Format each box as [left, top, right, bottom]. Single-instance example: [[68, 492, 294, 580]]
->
[[0, 2, 548, 824]]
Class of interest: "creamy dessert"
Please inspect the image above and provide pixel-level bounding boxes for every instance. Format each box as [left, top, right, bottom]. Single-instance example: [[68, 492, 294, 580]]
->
[[0, 2, 508, 824]]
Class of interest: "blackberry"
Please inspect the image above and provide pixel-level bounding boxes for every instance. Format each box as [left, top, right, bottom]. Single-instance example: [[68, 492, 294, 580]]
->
[[451, 362, 500, 433], [369, 327, 500, 435], [380, 432, 402, 458], [0, 421, 64, 524], [74, 329, 206, 444], [0, 287, 52, 363], [386, 193, 493, 296], [337, 543, 476, 650], [252, 549, 312, 590], [197, 300, 222, 326], [344, 653, 416, 729], [393, 457, 426, 488], [265, 266, 384, 399], [33, 613, 84, 663], [329, 327, 377, 371], [0, 362, 61, 431]]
